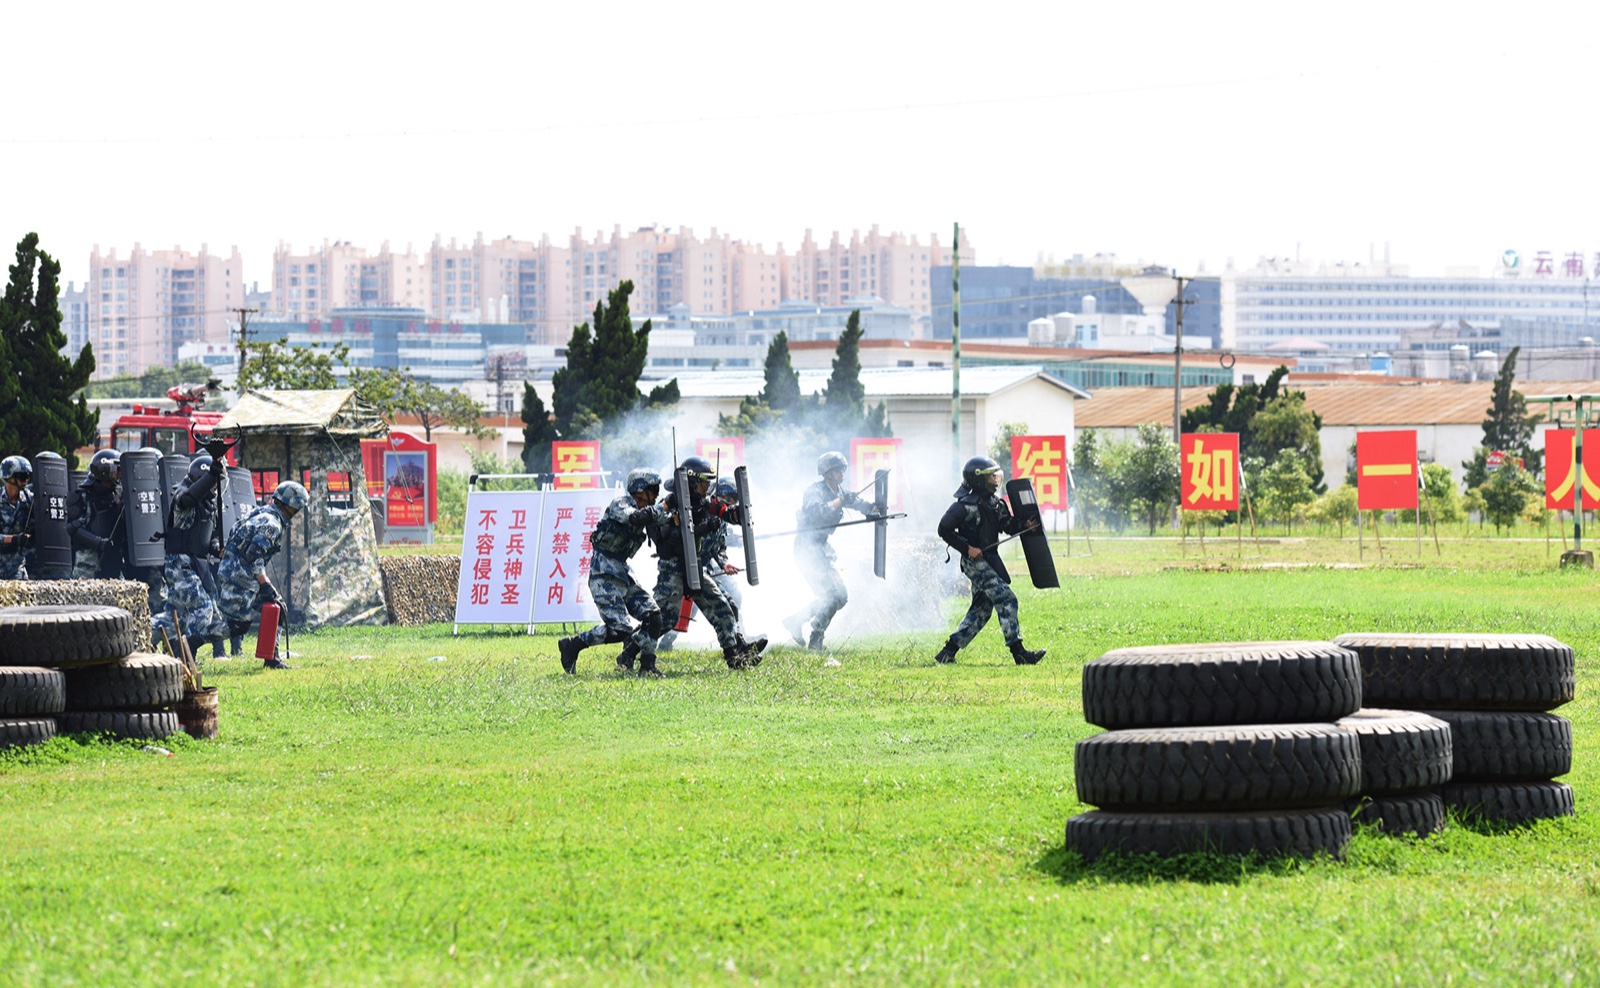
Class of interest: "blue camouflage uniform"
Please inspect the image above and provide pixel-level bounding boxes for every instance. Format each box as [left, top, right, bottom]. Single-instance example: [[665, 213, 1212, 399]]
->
[[648, 484, 750, 663], [154, 463, 229, 646], [789, 478, 875, 645], [658, 500, 743, 649], [216, 501, 290, 624], [0, 487, 33, 580], [574, 493, 670, 660], [936, 482, 1031, 651]]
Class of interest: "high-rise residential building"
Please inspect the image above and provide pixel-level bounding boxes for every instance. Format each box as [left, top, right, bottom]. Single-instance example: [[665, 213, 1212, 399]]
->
[[430, 233, 573, 345], [88, 244, 243, 378], [788, 227, 973, 323], [59, 281, 89, 356], [271, 240, 429, 315]]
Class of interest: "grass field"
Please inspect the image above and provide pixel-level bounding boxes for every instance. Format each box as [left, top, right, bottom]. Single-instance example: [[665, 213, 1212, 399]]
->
[[2, 545, 1596, 986]]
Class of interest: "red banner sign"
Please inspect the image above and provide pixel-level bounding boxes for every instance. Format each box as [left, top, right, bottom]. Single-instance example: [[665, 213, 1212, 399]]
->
[[1180, 433, 1240, 511], [1356, 430, 1419, 511], [551, 441, 602, 490], [1544, 429, 1600, 509], [849, 437, 903, 511], [1009, 435, 1067, 511], [696, 437, 745, 471]]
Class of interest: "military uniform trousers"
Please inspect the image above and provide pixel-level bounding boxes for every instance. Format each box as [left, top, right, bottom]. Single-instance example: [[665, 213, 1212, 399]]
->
[[794, 542, 849, 636], [0, 552, 25, 580], [949, 555, 1021, 649], [652, 562, 741, 651], [159, 554, 227, 642], [575, 554, 661, 658]]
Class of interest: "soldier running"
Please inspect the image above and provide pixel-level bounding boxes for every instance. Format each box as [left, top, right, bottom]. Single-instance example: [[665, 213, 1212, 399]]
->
[[648, 456, 767, 671], [784, 450, 880, 652], [557, 469, 672, 677], [154, 455, 230, 660], [0, 456, 34, 580], [932, 455, 1046, 666], [657, 475, 745, 652], [216, 480, 308, 670]]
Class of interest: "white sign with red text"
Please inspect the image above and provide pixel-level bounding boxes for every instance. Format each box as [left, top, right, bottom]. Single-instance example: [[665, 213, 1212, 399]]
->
[[453, 488, 615, 630]]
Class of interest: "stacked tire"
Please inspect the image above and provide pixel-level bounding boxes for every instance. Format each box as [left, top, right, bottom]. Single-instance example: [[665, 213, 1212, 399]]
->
[[1335, 633, 1576, 827], [0, 605, 182, 743], [1068, 641, 1364, 861], [1334, 708, 1453, 836]]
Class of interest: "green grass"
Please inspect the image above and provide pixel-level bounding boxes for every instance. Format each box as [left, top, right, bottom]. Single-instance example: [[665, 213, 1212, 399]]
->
[[2, 549, 1598, 986]]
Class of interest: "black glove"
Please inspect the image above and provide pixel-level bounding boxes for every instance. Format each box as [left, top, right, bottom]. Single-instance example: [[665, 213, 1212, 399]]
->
[[17, 532, 33, 548], [257, 582, 281, 605], [210, 457, 226, 477], [99, 536, 116, 553]]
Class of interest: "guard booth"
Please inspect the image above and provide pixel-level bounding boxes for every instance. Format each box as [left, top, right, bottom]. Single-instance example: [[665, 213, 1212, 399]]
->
[[215, 389, 389, 627]]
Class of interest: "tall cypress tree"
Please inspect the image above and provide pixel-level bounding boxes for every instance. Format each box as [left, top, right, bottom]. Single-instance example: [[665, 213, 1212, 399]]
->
[[550, 280, 667, 437], [820, 310, 866, 427], [1480, 346, 1542, 474], [0, 233, 97, 464], [759, 330, 801, 410], [519, 382, 556, 472]]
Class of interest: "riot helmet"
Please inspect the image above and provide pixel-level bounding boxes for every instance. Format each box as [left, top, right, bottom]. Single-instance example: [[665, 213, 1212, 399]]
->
[[186, 455, 214, 482], [962, 455, 1003, 492], [88, 449, 121, 485], [272, 480, 310, 516], [625, 468, 662, 496], [679, 455, 715, 496], [817, 451, 848, 477], [1, 455, 31, 484], [715, 476, 739, 500]]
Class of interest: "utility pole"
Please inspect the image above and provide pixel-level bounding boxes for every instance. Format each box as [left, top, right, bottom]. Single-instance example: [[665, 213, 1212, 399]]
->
[[951, 222, 962, 482], [1172, 274, 1193, 446], [232, 306, 259, 385]]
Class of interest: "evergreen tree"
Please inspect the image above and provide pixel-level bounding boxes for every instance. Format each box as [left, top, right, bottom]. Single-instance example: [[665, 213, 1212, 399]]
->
[[0, 233, 98, 464], [1183, 364, 1323, 492], [820, 310, 866, 429], [760, 331, 801, 410], [550, 281, 667, 437], [519, 383, 556, 472], [237, 337, 349, 391], [1473, 347, 1544, 476]]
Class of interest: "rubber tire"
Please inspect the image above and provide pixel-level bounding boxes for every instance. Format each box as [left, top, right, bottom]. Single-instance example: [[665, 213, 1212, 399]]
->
[[63, 653, 185, 711], [56, 710, 180, 740], [0, 717, 57, 749], [1066, 807, 1351, 861], [1081, 641, 1362, 730], [1075, 723, 1361, 812], [1417, 709, 1572, 782], [1333, 633, 1574, 712], [1335, 708, 1453, 794], [1345, 790, 1447, 836], [1443, 781, 1575, 826], [0, 667, 67, 716], [0, 605, 137, 668]]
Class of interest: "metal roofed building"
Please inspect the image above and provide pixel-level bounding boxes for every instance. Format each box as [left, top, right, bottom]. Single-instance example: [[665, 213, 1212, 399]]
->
[[1075, 378, 1600, 487]]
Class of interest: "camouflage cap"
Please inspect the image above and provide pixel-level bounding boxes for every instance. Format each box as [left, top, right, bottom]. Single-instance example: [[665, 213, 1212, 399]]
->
[[1, 455, 30, 481], [272, 480, 310, 513]]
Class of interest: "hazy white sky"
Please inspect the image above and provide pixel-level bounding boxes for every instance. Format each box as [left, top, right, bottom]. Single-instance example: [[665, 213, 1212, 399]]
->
[[8, 0, 1600, 288]]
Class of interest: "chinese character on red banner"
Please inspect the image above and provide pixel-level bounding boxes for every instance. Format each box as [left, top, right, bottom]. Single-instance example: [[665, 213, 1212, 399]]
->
[[1180, 433, 1239, 511], [552, 441, 601, 490], [849, 437, 902, 511], [1356, 430, 1419, 510], [1544, 429, 1600, 509], [695, 437, 745, 471], [1009, 435, 1067, 511]]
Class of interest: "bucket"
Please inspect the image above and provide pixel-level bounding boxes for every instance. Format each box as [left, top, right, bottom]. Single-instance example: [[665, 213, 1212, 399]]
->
[[175, 687, 219, 739]]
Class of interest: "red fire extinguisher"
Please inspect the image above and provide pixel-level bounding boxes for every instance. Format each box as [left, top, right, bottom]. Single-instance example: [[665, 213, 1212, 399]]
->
[[255, 601, 283, 660], [673, 596, 694, 633]]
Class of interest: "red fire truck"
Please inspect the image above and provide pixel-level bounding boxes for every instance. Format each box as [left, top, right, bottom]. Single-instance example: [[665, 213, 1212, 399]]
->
[[107, 382, 235, 462]]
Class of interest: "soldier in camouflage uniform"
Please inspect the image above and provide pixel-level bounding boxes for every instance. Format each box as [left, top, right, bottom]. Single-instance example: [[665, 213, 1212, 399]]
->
[[657, 476, 744, 651], [783, 451, 880, 652], [647, 456, 767, 671], [0, 456, 35, 580], [153, 455, 230, 659], [933, 455, 1045, 666], [68, 449, 126, 580], [217, 480, 308, 670], [557, 469, 672, 677]]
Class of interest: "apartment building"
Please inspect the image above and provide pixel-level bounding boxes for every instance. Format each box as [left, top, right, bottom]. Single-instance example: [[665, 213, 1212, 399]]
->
[[272, 241, 428, 316], [88, 244, 243, 378], [787, 226, 973, 321]]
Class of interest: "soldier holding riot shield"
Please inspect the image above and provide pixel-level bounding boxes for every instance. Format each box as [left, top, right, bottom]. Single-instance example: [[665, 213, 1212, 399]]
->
[[783, 451, 881, 653], [154, 454, 231, 660], [68, 449, 126, 579], [0, 456, 35, 580], [932, 456, 1046, 666], [658, 476, 746, 652]]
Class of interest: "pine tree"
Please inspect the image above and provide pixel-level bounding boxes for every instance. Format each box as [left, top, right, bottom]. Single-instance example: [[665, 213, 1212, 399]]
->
[[820, 310, 866, 432], [759, 331, 801, 410], [550, 281, 666, 437], [0, 233, 98, 464], [1479, 347, 1543, 475]]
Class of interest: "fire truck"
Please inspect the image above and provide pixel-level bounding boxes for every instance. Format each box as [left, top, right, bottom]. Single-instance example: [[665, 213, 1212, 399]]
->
[[108, 382, 236, 462]]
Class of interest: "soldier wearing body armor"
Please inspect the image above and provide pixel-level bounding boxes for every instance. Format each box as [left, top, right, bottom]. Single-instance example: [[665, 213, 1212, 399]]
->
[[154, 454, 230, 660], [0, 456, 34, 580], [647, 456, 767, 671], [933, 455, 1045, 666], [658, 475, 745, 652], [67, 449, 126, 579], [557, 468, 672, 677], [783, 450, 880, 653], [217, 480, 308, 670]]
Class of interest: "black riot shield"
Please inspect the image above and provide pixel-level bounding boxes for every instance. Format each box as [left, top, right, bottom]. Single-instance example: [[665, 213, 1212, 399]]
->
[[158, 454, 190, 538], [734, 465, 758, 586], [121, 448, 166, 568], [674, 467, 700, 592], [1005, 477, 1059, 589], [872, 469, 889, 579], [31, 451, 72, 574], [224, 466, 256, 540]]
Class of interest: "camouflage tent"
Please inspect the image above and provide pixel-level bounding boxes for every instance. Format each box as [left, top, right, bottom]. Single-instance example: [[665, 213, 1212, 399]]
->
[[215, 389, 388, 627]]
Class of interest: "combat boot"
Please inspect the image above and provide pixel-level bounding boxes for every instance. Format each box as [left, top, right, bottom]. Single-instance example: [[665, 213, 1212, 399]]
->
[[615, 639, 639, 672], [722, 645, 751, 670], [1009, 640, 1046, 665], [209, 637, 229, 661], [558, 636, 584, 674], [807, 630, 827, 653], [636, 658, 663, 679], [229, 636, 243, 658], [934, 639, 959, 665], [263, 657, 293, 670]]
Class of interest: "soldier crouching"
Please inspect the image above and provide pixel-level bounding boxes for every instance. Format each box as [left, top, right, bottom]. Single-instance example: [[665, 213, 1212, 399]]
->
[[558, 468, 671, 677], [933, 456, 1046, 666], [216, 480, 307, 670]]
